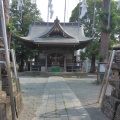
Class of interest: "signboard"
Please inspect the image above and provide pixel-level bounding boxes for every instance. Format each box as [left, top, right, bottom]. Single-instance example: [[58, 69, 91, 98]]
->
[[99, 63, 106, 73]]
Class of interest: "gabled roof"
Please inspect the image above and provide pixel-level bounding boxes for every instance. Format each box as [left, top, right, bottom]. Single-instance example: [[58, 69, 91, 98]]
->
[[40, 18, 73, 38], [20, 18, 93, 49]]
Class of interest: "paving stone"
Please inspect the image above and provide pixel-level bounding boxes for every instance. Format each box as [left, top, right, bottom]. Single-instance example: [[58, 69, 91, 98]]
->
[[45, 118, 59, 120], [32, 76, 91, 120], [68, 116, 81, 120], [60, 116, 68, 120], [65, 102, 75, 108], [32, 116, 44, 120], [73, 101, 82, 107]]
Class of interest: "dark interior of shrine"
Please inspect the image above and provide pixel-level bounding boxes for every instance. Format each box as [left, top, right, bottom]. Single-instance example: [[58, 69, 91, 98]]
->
[[47, 53, 64, 67]]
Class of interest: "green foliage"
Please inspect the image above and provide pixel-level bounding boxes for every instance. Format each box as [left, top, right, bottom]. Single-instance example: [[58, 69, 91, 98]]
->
[[113, 6, 120, 36], [69, 4, 79, 22], [70, 0, 118, 61], [99, 11, 117, 33], [86, 41, 100, 60], [80, 51, 86, 61], [10, 0, 43, 36], [69, 0, 120, 71], [6, 23, 15, 32], [10, 0, 43, 71], [70, 0, 102, 61]]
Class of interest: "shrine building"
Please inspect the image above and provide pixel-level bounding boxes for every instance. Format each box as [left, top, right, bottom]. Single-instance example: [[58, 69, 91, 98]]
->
[[21, 18, 93, 72]]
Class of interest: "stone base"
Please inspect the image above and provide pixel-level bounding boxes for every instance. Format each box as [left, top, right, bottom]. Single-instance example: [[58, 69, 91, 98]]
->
[[114, 116, 120, 120], [111, 89, 120, 99], [0, 92, 23, 120], [114, 105, 120, 120], [14, 92, 23, 117], [102, 96, 120, 120], [0, 104, 7, 120], [2, 83, 16, 95]]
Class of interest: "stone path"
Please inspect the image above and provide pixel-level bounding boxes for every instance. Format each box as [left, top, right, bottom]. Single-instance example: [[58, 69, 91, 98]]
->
[[32, 76, 91, 120]]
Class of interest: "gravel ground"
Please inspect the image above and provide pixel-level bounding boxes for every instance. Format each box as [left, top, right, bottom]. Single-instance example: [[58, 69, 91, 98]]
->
[[65, 77, 111, 120], [17, 76, 111, 120], [17, 76, 48, 120]]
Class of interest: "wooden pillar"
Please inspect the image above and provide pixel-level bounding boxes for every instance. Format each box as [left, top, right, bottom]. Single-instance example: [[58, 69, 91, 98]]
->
[[45, 54, 47, 72], [64, 55, 66, 72]]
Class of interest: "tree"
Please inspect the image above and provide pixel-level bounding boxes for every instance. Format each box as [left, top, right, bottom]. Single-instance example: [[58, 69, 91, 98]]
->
[[0, 0, 11, 48], [80, 51, 86, 72], [10, 0, 43, 71], [100, 0, 117, 61], [86, 41, 100, 73], [70, 0, 118, 72], [70, 0, 102, 73]]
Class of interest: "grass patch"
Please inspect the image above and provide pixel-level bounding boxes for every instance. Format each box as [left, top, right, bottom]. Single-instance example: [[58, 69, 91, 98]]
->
[[63, 101, 67, 112], [55, 90, 57, 113], [61, 92, 68, 112]]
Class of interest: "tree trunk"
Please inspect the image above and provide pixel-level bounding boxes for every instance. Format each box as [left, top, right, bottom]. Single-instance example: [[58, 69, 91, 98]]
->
[[102, 0, 110, 11], [90, 54, 96, 73], [4, 0, 11, 49], [3, 0, 9, 24], [100, 0, 111, 62], [19, 59, 24, 72], [100, 32, 110, 61], [0, 0, 11, 49]]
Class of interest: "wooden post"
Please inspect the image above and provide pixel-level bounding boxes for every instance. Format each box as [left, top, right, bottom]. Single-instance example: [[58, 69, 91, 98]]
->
[[11, 49, 20, 92], [0, 0, 16, 120], [97, 51, 112, 103], [101, 50, 115, 107]]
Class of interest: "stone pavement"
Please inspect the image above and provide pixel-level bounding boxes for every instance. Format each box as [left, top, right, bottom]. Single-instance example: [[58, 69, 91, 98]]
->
[[32, 76, 91, 120]]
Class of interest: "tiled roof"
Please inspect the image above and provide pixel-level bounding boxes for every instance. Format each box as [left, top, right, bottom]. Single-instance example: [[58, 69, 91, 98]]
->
[[20, 18, 93, 49]]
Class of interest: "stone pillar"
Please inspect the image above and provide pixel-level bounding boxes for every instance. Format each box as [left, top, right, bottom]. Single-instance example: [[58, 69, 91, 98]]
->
[[45, 55, 47, 72], [0, 64, 6, 102], [64, 55, 66, 72]]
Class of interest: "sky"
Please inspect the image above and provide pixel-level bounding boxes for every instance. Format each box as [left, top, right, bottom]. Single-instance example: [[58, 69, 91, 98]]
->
[[36, 0, 80, 22]]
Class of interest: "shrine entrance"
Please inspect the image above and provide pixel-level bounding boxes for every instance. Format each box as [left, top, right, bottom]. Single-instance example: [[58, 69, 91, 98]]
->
[[47, 53, 64, 72], [48, 53, 64, 66]]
